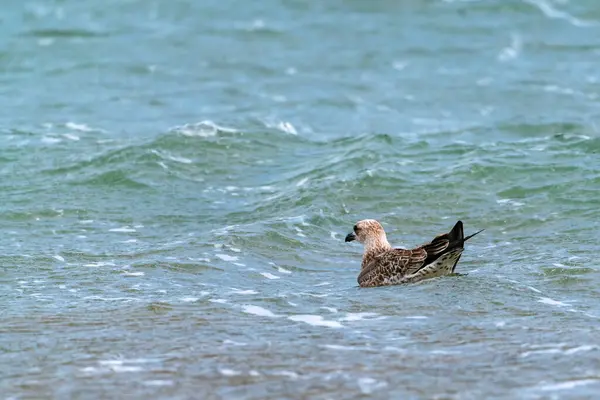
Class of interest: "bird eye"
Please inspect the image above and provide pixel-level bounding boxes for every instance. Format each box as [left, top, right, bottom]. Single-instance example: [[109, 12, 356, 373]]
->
[[353, 224, 359, 232]]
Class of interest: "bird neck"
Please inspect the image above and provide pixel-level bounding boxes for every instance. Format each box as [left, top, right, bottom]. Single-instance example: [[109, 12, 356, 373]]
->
[[363, 234, 391, 254]]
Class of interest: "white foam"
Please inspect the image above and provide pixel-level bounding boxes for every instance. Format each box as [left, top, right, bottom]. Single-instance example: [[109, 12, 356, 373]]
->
[[498, 33, 521, 62], [288, 315, 343, 328], [143, 380, 174, 387], [53, 255, 65, 262], [41, 137, 61, 144], [38, 38, 54, 46], [497, 198, 525, 207], [321, 307, 338, 313], [538, 297, 569, 307], [111, 366, 143, 373], [210, 299, 228, 304], [358, 377, 388, 395], [277, 267, 292, 274], [521, 348, 562, 358], [242, 305, 278, 318], [223, 339, 247, 346], [277, 121, 297, 135], [523, 0, 592, 27], [83, 262, 116, 267], [172, 120, 236, 138], [260, 272, 280, 280], [219, 368, 240, 376], [406, 316, 428, 319], [62, 133, 80, 141], [121, 271, 144, 277], [273, 371, 298, 379], [539, 379, 598, 391], [340, 312, 380, 322], [180, 297, 199, 302], [321, 344, 357, 351], [109, 227, 136, 233], [169, 155, 192, 164], [296, 177, 309, 187], [66, 122, 95, 132], [527, 286, 542, 293], [230, 289, 258, 295], [98, 360, 123, 366], [83, 296, 139, 302], [215, 254, 239, 262], [564, 345, 597, 355]]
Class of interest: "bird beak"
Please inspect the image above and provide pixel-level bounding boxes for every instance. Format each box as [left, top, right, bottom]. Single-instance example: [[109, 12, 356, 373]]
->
[[345, 232, 356, 242]]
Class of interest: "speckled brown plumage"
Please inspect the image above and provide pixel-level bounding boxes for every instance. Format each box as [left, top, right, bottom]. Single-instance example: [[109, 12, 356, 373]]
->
[[345, 219, 483, 288]]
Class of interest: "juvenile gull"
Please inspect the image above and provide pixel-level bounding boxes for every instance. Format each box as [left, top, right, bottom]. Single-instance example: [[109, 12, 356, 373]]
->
[[345, 219, 483, 287]]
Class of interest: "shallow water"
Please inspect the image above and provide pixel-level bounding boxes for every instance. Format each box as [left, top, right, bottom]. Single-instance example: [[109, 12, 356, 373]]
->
[[2, 0, 600, 399]]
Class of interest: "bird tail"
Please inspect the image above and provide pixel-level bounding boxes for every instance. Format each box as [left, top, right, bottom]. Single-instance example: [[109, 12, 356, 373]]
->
[[446, 221, 483, 273], [448, 220, 484, 248]]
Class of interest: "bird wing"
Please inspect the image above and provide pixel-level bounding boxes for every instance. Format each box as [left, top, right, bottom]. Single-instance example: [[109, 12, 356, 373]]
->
[[357, 247, 427, 286]]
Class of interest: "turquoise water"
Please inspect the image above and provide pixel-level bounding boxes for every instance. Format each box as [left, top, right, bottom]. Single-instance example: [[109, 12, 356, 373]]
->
[[2, 0, 600, 398]]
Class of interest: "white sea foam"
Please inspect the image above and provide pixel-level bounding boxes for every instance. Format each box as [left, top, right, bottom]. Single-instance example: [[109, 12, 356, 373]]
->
[[321, 307, 338, 313], [538, 379, 598, 391], [223, 339, 247, 346], [219, 368, 241, 376], [65, 122, 96, 132], [109, 227, 136, 233], [498, 33, 522, 62], [321, 344, 357, 351], [288, 315, 343, 328], [358, 377, 388, 394], [260, 272, 280, 280], [171, 120, 237, 138], [277, 267, 292, 274], [523, 0, 593, 27], [296, 177, 309, 187], [273, 371, 299, 379], [143, 380, 174, 387], [62, 133, 80, 141], [83, 262, 116, 267], [497, 198, 525, 207], [242, 305, 278, 318], [215, 254, 239, 262], [121, 271, 144, 277], [538, 297, 569, 307], [53, 255, 65, 262], [340, 312, 380, 322], [41, 137, 61, 144], [112, 365, 144, 373], [230, 289, 258, 295]]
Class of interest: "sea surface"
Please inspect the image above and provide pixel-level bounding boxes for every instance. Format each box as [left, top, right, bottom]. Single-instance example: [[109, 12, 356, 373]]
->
[[1, 0, 600, 399]]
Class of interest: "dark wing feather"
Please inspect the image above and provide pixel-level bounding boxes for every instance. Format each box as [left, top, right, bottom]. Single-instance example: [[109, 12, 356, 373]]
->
[[357, 247, 427, 286]]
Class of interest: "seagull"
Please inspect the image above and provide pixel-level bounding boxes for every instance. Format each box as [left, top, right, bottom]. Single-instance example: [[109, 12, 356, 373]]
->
[[345, 219, 483, 287]]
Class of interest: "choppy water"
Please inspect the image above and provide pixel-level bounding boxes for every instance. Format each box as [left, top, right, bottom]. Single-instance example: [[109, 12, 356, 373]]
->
[[2, 0, 600, 399]]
